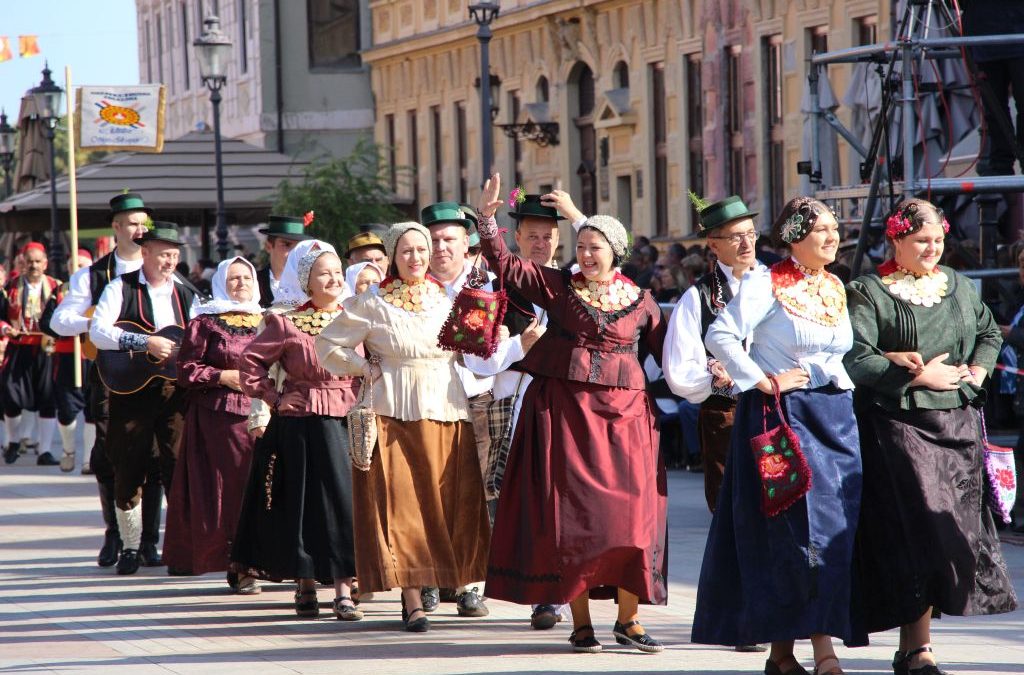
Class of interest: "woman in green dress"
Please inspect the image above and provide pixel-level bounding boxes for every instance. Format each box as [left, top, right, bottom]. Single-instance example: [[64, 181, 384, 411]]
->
[[844, 198, 1017, 675]]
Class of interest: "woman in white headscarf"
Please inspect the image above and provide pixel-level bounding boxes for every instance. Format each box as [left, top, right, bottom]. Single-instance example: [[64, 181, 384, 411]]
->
[[232, 241, 364, 621], [345, 261, 384, 296], [164, 257, 263, 592]]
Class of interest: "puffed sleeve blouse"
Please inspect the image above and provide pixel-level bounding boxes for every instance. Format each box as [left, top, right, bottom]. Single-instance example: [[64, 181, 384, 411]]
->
[[176, 314, 256, 416], [705, 264, 854, 393], [315, 288, 469, 423]]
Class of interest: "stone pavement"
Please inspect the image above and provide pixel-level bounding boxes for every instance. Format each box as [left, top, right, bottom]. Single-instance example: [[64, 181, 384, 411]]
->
[[1, 465, 1021, 675]]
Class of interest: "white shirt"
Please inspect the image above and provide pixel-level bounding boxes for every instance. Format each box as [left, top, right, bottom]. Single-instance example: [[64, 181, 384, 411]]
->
[[439, 259, 497, 399], [89, 271, 199, 350], [51, 252, 142, 337], [663, 261, 746, 404]]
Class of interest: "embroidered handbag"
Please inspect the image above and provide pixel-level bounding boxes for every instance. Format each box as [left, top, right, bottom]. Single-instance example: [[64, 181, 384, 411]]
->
[[437, 264, 508, 358], [980, 411, 1016, 524], [749, 377, 813, 517], [347, 373, 378, 472]]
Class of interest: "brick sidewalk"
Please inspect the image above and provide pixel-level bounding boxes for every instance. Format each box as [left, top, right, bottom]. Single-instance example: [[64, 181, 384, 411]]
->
[[1, 466, 1021, 674]]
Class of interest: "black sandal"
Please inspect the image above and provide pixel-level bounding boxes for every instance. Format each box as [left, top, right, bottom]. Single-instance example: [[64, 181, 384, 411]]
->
[[906, 647, 949, 675], [333, 596, 364, 621], [569, 624, 602, 653], [812, 654, 844, 675], [294, 588, 319, 618], [893, 651, 909, 675], [612, 620, 663, 653], [401, 595, 430, 632], [764, 657, 811, 675]]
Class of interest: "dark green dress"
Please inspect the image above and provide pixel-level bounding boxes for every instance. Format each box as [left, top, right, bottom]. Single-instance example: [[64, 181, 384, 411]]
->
[[845, 264, 1017, 635]]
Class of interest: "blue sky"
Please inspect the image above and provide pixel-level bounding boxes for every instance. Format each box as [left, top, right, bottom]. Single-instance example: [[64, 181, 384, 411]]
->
[[1, 0, 139, 124]]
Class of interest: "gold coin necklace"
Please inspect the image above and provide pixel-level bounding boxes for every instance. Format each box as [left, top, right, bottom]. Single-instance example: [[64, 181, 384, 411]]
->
[[378, 276, 445, 313], [571, 272, 641, 312]]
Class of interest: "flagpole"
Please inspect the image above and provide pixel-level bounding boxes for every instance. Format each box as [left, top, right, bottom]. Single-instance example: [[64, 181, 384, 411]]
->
[[65, 66, 82, 389]]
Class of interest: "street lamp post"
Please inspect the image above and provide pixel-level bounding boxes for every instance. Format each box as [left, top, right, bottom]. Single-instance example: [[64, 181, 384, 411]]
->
[[29, 64, 65, 274], [469, 2, 500, 186], [193, 15, 233, 261], [0, 110, 16, 200]]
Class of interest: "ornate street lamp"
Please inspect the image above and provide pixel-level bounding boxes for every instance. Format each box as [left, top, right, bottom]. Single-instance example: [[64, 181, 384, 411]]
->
[[193, 15, 233, 261], [469, 1, 500, 185], [29, 63, 65, 273], [0, 110, 16, 200]]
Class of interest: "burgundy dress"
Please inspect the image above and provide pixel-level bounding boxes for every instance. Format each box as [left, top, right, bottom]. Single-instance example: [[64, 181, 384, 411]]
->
[[164, 313, 259, 574], [482, 233, 669, 605]]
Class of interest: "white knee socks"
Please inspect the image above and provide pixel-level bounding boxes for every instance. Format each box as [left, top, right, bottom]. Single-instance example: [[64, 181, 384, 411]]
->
[[37, 417, 57, 455], [115, 503, 143, 551], [4, 415, 21, 446]]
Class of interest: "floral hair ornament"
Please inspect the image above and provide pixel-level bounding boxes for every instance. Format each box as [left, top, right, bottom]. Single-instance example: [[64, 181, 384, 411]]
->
[[885, 202, 951, 239], [303, 211, 315, 228], [509, 186, 526, 206], [780, 213, 806, 244]]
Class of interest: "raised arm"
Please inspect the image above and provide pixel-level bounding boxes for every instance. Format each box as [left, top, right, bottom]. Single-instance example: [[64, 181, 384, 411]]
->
[[314, 293, 374, 378]]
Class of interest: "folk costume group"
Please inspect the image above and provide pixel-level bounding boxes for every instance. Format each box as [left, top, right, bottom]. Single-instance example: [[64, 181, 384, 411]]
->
[[12, 172, 1014, 675]]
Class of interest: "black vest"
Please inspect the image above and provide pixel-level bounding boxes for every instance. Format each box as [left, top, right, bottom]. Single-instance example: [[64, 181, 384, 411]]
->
[[88, 252, 120, 305], [117, 270, 195, 329], [694, 265, 735, 356], [256, 266, 274, 309]]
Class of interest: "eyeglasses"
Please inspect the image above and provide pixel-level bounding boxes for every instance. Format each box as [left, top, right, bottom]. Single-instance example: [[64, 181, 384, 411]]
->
[[708, 231, 758, 246]]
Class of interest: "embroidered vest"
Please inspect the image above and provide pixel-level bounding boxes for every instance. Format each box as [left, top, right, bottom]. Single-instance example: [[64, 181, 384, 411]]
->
[[117, 270, 195, 329], [694, 265, 734, 355]]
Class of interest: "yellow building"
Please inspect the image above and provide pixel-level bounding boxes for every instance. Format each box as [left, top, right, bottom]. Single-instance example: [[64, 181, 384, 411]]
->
[[365, 0, 891, 243]]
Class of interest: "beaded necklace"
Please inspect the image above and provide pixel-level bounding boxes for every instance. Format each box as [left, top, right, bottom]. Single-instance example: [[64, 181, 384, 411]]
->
[[570, 272, 641, 312], [377, 276, 446, 314], [770, 257, 847, 327], [878, 259, 947, 307]]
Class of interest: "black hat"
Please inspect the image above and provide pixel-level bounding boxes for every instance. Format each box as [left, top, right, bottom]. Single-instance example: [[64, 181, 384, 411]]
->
[[139, 222, 186, 246], [108, 192, 152, 219], [508, 194, 565, 222], [258, 215, 315, 241]]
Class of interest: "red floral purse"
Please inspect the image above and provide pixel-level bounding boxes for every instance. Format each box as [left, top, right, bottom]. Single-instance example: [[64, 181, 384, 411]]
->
[[749, 377, 813, 517], [437, 263, 508, 358]]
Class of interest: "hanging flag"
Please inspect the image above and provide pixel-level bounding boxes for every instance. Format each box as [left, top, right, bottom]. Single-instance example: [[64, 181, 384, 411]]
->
[[0, 37, 12, 63], [77, 84, 166, 152], [18, 35, 41, 58]]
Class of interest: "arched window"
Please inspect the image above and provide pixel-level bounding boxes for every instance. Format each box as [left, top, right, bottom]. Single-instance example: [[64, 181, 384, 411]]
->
[[536, 75, 550, 103], [613, 61, 629, 89], [569, 63, 597, 216]]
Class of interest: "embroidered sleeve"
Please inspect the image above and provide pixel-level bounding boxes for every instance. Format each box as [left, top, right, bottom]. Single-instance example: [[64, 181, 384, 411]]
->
[[477, 213, 499, 239], [118, 331, 149, 352]]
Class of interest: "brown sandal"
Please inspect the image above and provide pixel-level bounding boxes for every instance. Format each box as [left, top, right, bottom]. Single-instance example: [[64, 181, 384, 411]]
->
[[813, 655, 844, 675]]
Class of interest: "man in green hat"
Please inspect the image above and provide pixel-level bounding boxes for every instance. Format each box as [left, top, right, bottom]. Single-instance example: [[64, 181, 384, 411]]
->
[[343, 231, 389, 270], [664, 195, 765, 654], [257, 215, 313, 308], [90, 222, 201, 575], [49, 191, 166, 570]]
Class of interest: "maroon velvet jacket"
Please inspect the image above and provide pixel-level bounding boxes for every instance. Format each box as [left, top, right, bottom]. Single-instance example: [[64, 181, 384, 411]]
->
[[177, 314, 259, 416], [239, 311, 360, 418], [481, 232, 665, 390]]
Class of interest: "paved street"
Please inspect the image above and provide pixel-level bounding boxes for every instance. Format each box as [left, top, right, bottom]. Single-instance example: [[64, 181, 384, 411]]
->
[[1, 464, 1022, 675]]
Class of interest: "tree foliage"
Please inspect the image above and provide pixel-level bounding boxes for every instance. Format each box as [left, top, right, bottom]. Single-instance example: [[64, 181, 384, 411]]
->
[[272, 139, 406, 249]]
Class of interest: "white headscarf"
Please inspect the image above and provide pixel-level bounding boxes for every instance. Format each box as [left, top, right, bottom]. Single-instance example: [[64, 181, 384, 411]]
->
[[344, 261, 384, 294], [274, 239, 350, 307], [195, 256, 262, 316]]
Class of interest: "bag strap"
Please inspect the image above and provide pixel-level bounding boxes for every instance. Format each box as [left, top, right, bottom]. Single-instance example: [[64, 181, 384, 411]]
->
[[761, 375, 780, 435], [363, 354, 379, 408], [979, 408, 989, 446]]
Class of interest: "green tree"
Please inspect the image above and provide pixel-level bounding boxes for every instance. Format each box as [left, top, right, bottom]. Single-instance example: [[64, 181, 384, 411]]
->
[[272, 139, 407, 248]]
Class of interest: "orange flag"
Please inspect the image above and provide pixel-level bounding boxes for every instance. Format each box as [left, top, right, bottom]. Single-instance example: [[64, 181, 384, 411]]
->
[[0, 37, 12, 63], [18, 35, 40, 58]]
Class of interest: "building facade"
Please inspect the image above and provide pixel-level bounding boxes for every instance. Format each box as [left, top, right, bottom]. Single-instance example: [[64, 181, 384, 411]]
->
[[365, 0, 891, 243], [134, 0, 374, 158]]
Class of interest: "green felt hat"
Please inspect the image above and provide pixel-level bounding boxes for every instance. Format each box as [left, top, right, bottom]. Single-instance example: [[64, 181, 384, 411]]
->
[[139, 221, 185, 246], [421, 201, 475, 229], [108, 192, 152, 218], [468, 232, 481, 248], [258, 215, 314, 241], [508, 194, 565, 222], [459, 204, 480, 230], [697, 196, 758, 232]]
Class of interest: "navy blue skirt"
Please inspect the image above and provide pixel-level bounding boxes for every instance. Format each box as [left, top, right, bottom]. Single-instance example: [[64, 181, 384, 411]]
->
[[691, 385, 864, 646]]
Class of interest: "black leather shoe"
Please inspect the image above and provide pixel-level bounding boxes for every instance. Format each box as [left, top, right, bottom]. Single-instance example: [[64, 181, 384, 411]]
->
[[569, 624, 602, 653], [139, 542, 164, 567], [36, 451, 60, 466], [421, 586, 440, 613], [401, 596, 430, 632], [455, 587, 489, 617], [116, 549, 140, 575], [530, 604, 561, 630], [4, 443, 20, 464], [97, 531, 122, 568], [612, 620, 664, 653]]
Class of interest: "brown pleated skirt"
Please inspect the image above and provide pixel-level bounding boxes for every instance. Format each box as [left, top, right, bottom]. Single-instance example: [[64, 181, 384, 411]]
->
[[353, 415, 491, 592]]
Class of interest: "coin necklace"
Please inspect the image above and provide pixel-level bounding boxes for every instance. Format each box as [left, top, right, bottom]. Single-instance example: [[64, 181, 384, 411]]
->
[[286, 306, 341, 336], [378, 276, 446, 314], [570, 272, 641, 312], [879, 261, 947, 307]]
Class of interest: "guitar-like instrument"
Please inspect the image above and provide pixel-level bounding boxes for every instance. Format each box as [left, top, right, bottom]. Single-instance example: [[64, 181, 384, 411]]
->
[[95, 321, 184, 395]]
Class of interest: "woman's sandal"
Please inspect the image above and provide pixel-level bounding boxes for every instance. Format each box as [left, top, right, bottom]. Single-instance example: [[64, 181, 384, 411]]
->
[[401, 596, 430, 632], [236, 574, 262, 595], [764, 656, 811, 675], [294, 588, 319, 618], [333, 596, 364, 621], [612, 620, 664, 653], [812, 654, 844, 675], [568, 624, 602, 653], [905, 646, 949, 675]]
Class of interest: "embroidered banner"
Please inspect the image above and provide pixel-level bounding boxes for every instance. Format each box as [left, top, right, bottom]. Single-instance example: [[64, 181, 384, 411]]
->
[[76, 85, 166, 152]]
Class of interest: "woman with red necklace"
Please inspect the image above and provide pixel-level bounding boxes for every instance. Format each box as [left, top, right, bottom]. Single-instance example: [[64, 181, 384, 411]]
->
[[845, 198, 1016, 675], [473, 174, 668, 655], [693, 197, 861, 675]]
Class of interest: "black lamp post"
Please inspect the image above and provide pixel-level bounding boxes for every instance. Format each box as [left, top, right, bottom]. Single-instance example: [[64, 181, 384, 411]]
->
[[469, 1, 500, 186], [193, 15, 233, 261], [0, 110, 16, 200], [29, 63, 65, 274]]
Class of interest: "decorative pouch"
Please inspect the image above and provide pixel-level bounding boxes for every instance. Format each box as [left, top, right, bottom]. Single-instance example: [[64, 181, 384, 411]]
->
[[347, 373, 378, 472], [980, 411, 1016, 524], [749, 378, 812, 517], [437, 265, 508, 358]]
